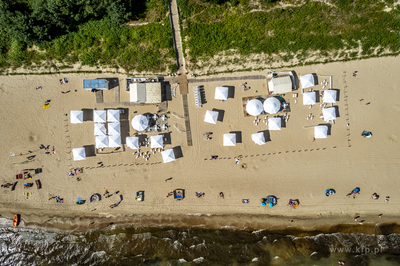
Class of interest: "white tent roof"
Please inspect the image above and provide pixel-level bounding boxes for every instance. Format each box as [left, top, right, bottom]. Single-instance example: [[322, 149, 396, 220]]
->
[[314, 125, 328, 139], [223, 133, 236, 146], [215, 87, 229, 100], [263, 97, 281, 114], [108, 122, 121, 136], [107, 109, 120, 123], [70, 111, 83, 124], [322, 107, 336, 122], [246, 99, 264, 116], [126, 136, 139, 150], [303, 92, 316, 105], [268, 76, 292, 94], [150, 135, 164, 149], [72, 147, 86, 161], [268, 117, 282, 130], [300, 74, 315, 89], [204, 110, 218, 124], [93, 110, 106, 123], [131, 114, 149, 131], [108, 135, 121, 148], [161, 149, 176, 163], [251, 132, 266, 145], [94, 123, 107, 136], [95, 135, 108, 149], [323, 90, 337, 103]]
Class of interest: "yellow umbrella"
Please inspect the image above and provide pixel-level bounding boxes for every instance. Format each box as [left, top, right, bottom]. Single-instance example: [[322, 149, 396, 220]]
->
[[42, 103, 50, 109]]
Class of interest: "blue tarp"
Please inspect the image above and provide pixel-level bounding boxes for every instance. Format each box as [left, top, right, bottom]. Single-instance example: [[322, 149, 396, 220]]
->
[[84, 79, 107, 89]]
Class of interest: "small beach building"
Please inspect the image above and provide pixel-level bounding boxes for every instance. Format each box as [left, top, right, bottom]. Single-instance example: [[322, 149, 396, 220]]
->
[[300, 74, 315, 89], [263, 97, 281, 114], [70, 110, 83, 124], [323, 90, 337, 103], [83, 79, 109, 90], [322, 107, 337, 122], [131, 114, 149, 131], [95, 135, 108, 149], [268, 76, 292, 94], [107, 109, 120, 123], [150, 135, 164, 149], [108, 135, 121, 148], [126, 137, 139, 150], [252, 132, 266, 145], [204, 110, 218, 124], [94, 123, 107, 136], [223, 133, 236, 146], [303, 92, 316, 106], [108, 123, 121, 136], [93, 110, 106, 123], [161, 149, 176, 163], [215, 87, 229, 101], [72, 148, 86, 161], [314, 125, 328, 139], [246, 99, 264, 116], [268, 117, 282, 131], [129, 83, 162, 104]]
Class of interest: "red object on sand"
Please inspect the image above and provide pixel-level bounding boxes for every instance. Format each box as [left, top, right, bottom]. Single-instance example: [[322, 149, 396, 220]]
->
[[13, 215, 18, 227]]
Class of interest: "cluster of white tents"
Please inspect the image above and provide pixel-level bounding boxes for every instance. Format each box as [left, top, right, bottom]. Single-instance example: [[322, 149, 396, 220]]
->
[[93, 110, 122, 149]]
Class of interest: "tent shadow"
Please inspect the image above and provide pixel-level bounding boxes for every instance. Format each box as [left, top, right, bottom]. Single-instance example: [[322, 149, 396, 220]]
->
[[224, 86, 235, 99], [120, 121, 130, 144], [230, 131, 242, 143], [173, 146, 183, 159], [84, 145, 96, 157], [163, 132, 172, 145], [333, 106, 340, 118], [319, 123, 332, 135], [82, 108, 93, 121], [212, 108, 225, 122], [258, 130, 271, 142]]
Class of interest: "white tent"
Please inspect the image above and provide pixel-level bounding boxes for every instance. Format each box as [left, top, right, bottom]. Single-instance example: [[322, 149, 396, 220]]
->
[[322, 107, 336, 122], [131, 114, 149, 131], [251, 132, 266, 145], [94, 123, 107, 136], [314, 125, 328, 139], [300, 74, 315, 89], [72, 147, 86, 161], [108, 122, 121, 136], [93, 110, 106, 123], [268, 117, 282, 130], [107, 109, 120, 123], [161, 149, 176, 163], [126, 136, 139, 150], [204, 110, 218, 124], [70, 111, 83, 124], [263, 97, 281, 114], [303, 92, 316, 105], [268, 76, 292, 94], [223, 133, 236, 146], [95, 135, 108, 149], [215, 87, 229, 101], [323, 90, 337, 103], [108, 135, 121, 148], [246, 99, 264, 116], [150, 135, 164, 149]]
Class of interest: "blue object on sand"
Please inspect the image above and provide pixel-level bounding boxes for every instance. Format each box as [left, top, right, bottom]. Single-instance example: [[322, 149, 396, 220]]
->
[[354, 187, 360, 193]]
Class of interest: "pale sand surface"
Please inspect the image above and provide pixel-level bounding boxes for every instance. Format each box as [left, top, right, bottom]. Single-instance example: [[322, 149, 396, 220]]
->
[[0, 56, 400, 230]]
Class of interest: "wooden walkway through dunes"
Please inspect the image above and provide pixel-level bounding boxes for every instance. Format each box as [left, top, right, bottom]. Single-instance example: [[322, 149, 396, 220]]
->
[[187, 75, 266, 83], [181, 94, 192, 146]]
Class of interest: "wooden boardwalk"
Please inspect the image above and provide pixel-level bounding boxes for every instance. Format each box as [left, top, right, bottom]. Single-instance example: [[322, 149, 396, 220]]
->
[[187, 75, 266, 83], [114, 85, 120, 103], [181, 94, 192, 146], [178, 75, 188, 94], [95, 91, 103, 103]]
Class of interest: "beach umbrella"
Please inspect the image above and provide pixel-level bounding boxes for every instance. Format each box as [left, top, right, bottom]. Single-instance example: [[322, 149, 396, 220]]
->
[[126, 137, 139, 150], [108, 135, 121, 148], [322, 107, 336, 122], [107, 109, 120, 123], [251, 132, 266, 145], [246, 99, 264, 116], [72, 147, 86, 161], [215, 87, 229, 101], [93, 110, 106, 123], [94, 123, 106, 136], [223, 133, 236, 146], [108, 122, 121, 136], [95, 135, 108, 148], [300, 74, 315, 89], [70, 111, 83, 124], [131, 114, 149, 131], [204, 110, 218, 124], [263, 97, 281, 114], [151, 135, 164, 149], [268, 117, 281, 131], [323, 90, 337, 103], [303, 92, 316, 105], [161, 149, 176, 163], [314, 125, 328, 139]]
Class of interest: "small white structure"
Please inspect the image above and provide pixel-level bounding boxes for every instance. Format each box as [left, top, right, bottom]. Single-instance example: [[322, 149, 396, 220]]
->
[[108, 135, 121, 148], [126, 136, 139, 150], [131, 114, 149, 131], [246, 99, 264, 116], [251, 132, 266, 145], [107, 109, 120, 123], [314, 125, 328, 139], [268, 76, 293, 94], [151, 135, 164, 149], [268, 117, 282, 130], [323, 90, 337, 103], [322, 107, 337, 122], [94, 123, 107, 136], [93, 110, 106, 123], [223, 133, 236, 146], [72, 147, 86, 161], [129, 82, 162, 104], [204, 110, 219, 124], [108, 123, 121, 136], [95, 135, 108, 149], [161, 149, 176, 163], [70, 111, 83, 124], [263, 97, 281, 114], [215, 87, 229, 101], [303, 92, 316, 105], [300, 74, 315, 89]]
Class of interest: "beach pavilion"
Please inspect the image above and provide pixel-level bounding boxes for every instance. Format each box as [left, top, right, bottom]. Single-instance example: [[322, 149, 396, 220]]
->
[[314, 125, 328, 139], [94, 123, 107, 136], [303, 91, 316, 106], [223, 133, 236, 146], [246, 99, 264, 116], [151, 135, 164, 149], [268, 117, 282, 130], [72, 147, 86, 161], [300, 74, 315, 89], [131, 114, 149, 131], [107, 109, 120, 123], [70, 110, 83, 124], [252, 132, 266, 145], [95, 135, 108, 149], [108, 135, 121, 148], [263, 97, 281, 114], [126, 136, 139, 150], [204, 110, 218, 124], [323, 90, 337, 104], [215, 87, 229, 101], [322, 107, 337, 122], [108, 123, 121, 136], [93, 110, 106, 123], [161, 149, 176, 163]]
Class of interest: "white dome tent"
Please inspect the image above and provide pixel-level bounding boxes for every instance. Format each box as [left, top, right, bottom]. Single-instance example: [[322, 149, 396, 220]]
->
[[251, 132, 266, 145], [214, 87, 229, 101], [107, 109, 120, 123], [246, 99, 264, 116], [70, 111, 83, 124], [323, 90, 337, 103], [300, 74, 315, 89], [314, 125, 328, 139], [93, 110, 106, 123], [223, 133, 236, 146], [263, 97, 281, 114], [322, 107, 336, 122], [131, 114, 149, 131], [161, 149, 176, 163], [268, 117, 282, 131], [95, 136, 108, 149], [94, 123, 107, 136], [126, 136, 139, 150], [72, 147, 86, 161], [108, 123, 121, 136], [204, 110, 219, 124], [303, 92, 316, 105], [150, 135, 164, 149], [108, 135, 121, 148]]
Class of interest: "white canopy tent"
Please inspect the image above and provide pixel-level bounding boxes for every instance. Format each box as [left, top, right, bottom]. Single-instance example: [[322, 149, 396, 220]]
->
[[95, 136, 108, 149], [223, 133, 236, 146], [204, 110, 218, 124], [323, 90, 337, 103], [108, 135, 121, 148], [246, 99, 264, 116], [126, 136, 139, 150], [93, 110, 106, 123], [251, 132, 266, 145], [72, 147, 86, 161], [161, 149, 176, 163], [150, 135, 164, 149], [107, 109, 120, 123], [263, 97, 281, 114], [268, 76, 292, 94], [70, 111, 83, 124], [108, 122, 121, 136], [131, 114, 149, 131], [322, 107, 336, 122], [268, 117, 282, 130], [94, 123, 107, 136], [215, 87, 229, 101], [303, 92, 316, 105], [300, 74, 315, 89], [314, 125, 328, 139]]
